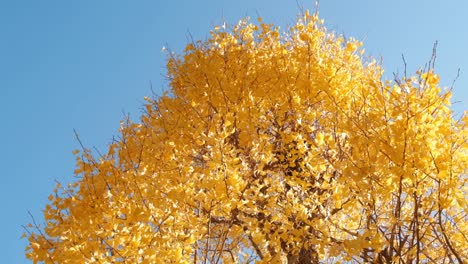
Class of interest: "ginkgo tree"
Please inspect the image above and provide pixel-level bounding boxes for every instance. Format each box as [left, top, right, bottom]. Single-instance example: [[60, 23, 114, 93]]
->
[[25, 11, 467, 264]]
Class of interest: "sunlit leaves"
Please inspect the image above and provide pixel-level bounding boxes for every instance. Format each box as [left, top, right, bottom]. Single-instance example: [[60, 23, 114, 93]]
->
[[26, 10, 467, 263]]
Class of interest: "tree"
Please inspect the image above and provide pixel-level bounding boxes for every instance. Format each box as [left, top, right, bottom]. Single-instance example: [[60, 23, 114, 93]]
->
[[25, 11, 467, 263]]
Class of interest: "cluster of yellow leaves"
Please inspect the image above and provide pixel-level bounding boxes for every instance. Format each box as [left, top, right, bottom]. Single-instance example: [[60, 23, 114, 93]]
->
[[26, 11, 467, 263]]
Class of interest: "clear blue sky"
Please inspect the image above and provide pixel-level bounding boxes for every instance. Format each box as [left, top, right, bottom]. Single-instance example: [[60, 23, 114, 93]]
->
[[1, 1, 467, 263]]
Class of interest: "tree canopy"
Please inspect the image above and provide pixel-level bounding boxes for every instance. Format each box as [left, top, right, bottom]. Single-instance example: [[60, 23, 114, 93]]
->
[[25, 11, 467, 263]]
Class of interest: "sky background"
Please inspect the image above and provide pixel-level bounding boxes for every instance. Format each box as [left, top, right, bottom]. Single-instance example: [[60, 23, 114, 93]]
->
[[1, 1, 467, 263]]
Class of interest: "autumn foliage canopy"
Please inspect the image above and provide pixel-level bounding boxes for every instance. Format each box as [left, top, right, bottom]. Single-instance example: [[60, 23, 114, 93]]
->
[[26, 12, 467, 263]]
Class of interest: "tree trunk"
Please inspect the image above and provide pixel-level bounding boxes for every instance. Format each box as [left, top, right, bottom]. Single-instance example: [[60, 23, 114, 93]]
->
[[286, 246, 319, 264]]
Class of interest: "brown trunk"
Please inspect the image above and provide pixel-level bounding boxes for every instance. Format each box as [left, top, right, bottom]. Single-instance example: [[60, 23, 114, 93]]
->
[[286, 246, 319, 264]]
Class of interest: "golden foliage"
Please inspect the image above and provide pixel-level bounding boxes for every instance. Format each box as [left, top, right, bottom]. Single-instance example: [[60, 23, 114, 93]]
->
[[25, 11, 467, 263]]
